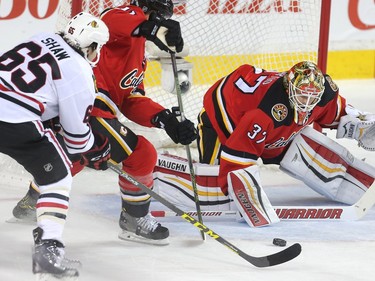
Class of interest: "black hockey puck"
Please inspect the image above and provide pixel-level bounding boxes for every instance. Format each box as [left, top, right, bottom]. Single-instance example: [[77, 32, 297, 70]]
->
[[273, 238, 287, 247]]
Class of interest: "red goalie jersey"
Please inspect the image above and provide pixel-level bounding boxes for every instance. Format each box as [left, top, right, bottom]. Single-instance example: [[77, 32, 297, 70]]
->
[[92, 5, 164, 126], [202, 64, 347, 193]]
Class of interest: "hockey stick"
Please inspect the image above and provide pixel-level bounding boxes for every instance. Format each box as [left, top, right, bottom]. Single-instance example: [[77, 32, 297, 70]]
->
[[108, 161, 302, 268], [170, 52, 205, 240], [275, 189, 375, 220], [151, 194, 375, 220], [150, 181, 375, 220], [151, 210, 238, 218]]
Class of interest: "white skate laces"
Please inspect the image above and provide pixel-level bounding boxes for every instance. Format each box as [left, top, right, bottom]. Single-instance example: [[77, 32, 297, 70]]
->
[[136, 214, 160, 233]]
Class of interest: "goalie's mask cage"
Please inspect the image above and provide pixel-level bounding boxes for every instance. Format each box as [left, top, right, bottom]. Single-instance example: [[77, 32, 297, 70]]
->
[[130, 0, 174, 19], [285, 61, 325, 125], [64, 12, 109, 66]]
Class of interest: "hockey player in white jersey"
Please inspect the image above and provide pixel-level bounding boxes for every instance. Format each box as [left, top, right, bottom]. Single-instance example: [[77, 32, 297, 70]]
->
[[0, 12, 110, 278]]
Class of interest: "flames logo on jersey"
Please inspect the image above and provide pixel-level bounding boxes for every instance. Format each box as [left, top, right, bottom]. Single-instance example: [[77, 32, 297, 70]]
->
[[271, 103, 288, 122]]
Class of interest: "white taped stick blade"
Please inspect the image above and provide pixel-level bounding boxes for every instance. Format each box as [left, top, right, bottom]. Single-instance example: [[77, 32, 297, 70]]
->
[[227, 167, 280, 227]]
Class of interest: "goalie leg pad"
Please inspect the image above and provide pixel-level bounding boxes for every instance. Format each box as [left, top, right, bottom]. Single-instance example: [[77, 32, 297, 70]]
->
[[281, 126, 375, 205], [227, 166, 280, 227], [153, 153, 231, 211]]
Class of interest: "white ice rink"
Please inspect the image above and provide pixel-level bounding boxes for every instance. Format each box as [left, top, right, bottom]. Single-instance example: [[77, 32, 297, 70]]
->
[[0, 79, 374, 281]]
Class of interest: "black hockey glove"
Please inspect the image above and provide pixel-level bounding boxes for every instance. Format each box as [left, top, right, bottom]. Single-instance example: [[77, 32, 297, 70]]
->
[[132, 13, 184, 53], [163, 19, 184, 53], [43, 116, 62, 134], [152, 109, 197, 145], [81, 132, 111, 170]]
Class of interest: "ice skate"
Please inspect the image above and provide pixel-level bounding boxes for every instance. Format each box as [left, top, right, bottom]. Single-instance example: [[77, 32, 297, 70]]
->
[[32, 227, 80, 281], [7, 189, 37, 224], [118, 210, 170, 245]]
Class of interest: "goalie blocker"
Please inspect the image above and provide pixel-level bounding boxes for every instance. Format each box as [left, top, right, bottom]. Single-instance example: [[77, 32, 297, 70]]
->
[[153, 126, 375, 227]]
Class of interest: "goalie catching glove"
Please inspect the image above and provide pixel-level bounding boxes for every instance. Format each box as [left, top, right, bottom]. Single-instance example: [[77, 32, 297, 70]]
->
[[336, 109, 375, 151], [132, 12, 184, 53], [81, 132, 111, 170], [152, 109, 197, 145]]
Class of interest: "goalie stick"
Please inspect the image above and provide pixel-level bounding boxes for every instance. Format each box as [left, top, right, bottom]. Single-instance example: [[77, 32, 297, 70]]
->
[[170, 52, 205, 240], [108, 161, 302, 268], [150, 181, 375, 220]]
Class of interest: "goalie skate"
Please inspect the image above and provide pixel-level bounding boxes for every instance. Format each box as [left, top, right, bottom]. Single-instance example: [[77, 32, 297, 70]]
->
[[118, 210, 170, 245], [32, 227, 81, 281]]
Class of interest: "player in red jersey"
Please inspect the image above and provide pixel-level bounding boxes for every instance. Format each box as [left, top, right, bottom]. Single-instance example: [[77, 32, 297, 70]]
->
[[13, 0, 196, 245], [90, 0, 196, 245], [197, 61, 375, 227], [198, 62, 339, 190]]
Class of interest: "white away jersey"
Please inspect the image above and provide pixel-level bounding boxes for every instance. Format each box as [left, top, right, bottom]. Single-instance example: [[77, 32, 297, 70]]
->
[[0, 32, 96, 153]]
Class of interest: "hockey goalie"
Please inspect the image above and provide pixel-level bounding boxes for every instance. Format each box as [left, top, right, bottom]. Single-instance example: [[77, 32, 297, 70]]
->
[[153, 61, 375, 228]]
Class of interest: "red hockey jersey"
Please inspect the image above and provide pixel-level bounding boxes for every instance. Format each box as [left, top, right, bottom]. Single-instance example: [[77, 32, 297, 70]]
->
[[203, 64, 346, 193], [92, 5, 164, 126]]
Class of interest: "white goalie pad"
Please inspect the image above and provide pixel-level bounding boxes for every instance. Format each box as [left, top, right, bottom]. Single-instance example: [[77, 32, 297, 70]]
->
[[280, 126, 375, 205], [153, 153, 232, 211], [227, 166, 280, 227]]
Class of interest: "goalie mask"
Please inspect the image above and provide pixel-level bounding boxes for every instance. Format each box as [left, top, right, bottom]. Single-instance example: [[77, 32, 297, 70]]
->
[[130, 0, 174, 19], [285, 61, 325, 125], [64, 12, 109, 66]]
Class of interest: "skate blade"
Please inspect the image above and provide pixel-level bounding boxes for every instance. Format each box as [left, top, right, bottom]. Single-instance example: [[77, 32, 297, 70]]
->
[[118, 230, 170, 246], [33, 257, 80, 281], [6, 216, 36, 225], [35, 272, 79, 281]]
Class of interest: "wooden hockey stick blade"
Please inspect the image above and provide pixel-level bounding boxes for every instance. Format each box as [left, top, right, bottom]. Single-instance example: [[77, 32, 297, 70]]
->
[[108, 161, 302, 267]]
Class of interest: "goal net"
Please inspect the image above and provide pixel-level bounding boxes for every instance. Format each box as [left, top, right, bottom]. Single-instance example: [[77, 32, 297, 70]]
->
[[0, 0, 330, 182], [55, 0, 329, 152]]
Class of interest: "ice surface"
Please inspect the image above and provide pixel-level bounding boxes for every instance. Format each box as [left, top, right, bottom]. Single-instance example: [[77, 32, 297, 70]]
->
[[0, 79, 374, 281]]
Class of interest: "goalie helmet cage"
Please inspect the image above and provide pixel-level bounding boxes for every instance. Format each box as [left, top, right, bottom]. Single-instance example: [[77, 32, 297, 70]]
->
[[56, 0, 331, 149]]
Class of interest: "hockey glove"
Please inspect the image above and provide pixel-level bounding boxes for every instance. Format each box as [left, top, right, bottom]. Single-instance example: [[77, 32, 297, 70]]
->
[[163, 19, 184, 53], [42, 117, 62, 134], [132, 13, 183, 53], [81, 132, 111, 170], [152, 109, 197, 145]]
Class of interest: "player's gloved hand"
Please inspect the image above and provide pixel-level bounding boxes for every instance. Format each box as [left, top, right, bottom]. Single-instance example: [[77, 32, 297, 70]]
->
[[132, 13, 183, 53], [69, 153, 85, 176], [81, 132, 111, 170], [152, 109, 197, 145], [163, 19, 184, 53], [43, 117, 62, 134]]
